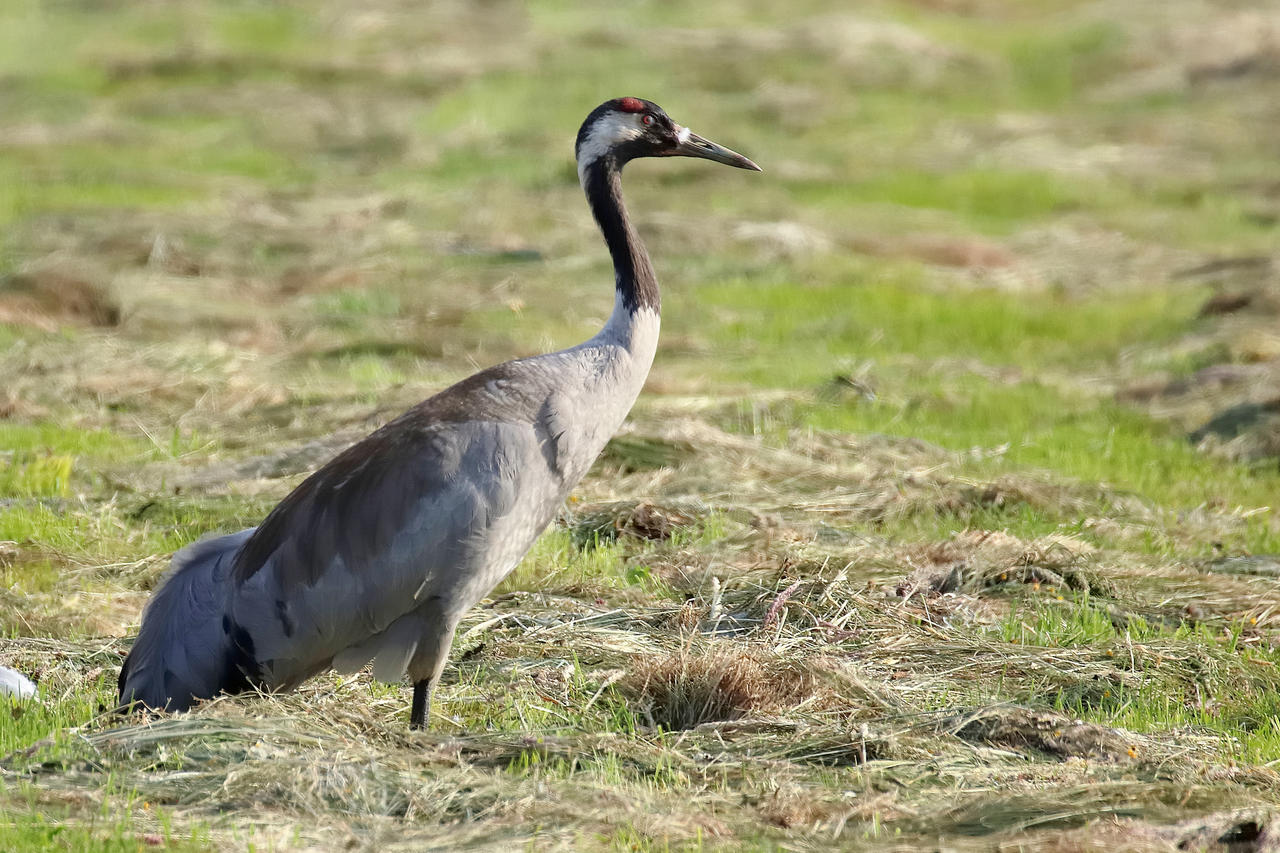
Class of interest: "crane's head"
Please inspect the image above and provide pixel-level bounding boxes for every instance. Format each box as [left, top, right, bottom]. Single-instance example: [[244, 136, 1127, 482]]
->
[[575, 97, 761, 177]]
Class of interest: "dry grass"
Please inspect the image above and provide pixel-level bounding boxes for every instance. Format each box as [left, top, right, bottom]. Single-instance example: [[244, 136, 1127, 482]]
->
[[568, 499, 709, 549], [621, 643, 817, 731], [0, 268, 121, 330], [4, 521, 1280, 848]]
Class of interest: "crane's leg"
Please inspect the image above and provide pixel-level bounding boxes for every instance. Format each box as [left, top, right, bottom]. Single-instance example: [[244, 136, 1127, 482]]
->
[[406, 610, 459, 731], [410, 680, 431, 730]]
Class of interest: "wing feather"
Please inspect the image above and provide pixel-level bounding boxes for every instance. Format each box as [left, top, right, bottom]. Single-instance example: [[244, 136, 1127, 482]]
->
[[220, 356, 581, 689], [227, 421, 550, 686]]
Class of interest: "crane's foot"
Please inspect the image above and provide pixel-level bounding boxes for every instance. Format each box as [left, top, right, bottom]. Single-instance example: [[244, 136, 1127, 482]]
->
[[409, 679, 430, 730]]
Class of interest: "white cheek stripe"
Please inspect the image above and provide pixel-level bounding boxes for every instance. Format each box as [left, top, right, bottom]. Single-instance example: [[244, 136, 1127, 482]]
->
[[577, 113, 645, 187]]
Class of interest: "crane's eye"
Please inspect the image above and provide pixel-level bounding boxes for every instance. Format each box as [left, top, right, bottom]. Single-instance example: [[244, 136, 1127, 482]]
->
[[641, 114, 655, 126]]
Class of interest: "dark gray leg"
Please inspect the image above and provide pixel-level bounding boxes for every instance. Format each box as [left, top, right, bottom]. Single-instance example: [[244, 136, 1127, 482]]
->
[[410, 679, 431, 730], [407, 607, 460, 731]]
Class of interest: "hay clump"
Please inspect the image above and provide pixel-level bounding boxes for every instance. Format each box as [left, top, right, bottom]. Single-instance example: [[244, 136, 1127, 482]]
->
[[621, 644, 814, 731], [0, 269, 121, 329], [944, 706, 1132, 762], [900, 529, 1113, 598], [568, 499, 707, 549]]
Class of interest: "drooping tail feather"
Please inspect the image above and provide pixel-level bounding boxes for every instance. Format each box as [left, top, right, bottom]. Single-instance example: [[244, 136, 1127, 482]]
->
[[118, 528, 257, 712]]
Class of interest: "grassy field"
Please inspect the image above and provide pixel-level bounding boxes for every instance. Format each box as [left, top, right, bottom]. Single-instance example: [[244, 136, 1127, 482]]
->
[[3, 0, 1280, 849]]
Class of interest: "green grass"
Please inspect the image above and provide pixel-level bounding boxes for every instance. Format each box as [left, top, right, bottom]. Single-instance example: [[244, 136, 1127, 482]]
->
[[0, 809, 211, 853], [661, 265, 1280, 552], [684, 260, 1199, 381], [446, 659, 641, 733], [0, 425, 148, 460], [999, 593, 1146, 647], [0, 424, 214, 502], [0, 497, 271, 612], [497, 528, 675, 598], [800, 389, 1279, 530], [0, 454, 73, 498], [993, 594, 1280, 762], [0, 673, 116, 758], [794, 169, 1123, 231], [999, 20, 1128, 105]]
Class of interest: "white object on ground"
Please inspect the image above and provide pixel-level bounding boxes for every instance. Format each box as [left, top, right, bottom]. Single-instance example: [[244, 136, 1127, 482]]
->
[[0, 665, 37, 699]]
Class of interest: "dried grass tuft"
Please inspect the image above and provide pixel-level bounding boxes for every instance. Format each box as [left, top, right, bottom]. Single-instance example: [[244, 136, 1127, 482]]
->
[[899, 529, 1115, 598], [621, 644, 815, 731], [568, 499, 708, 549], [944, 705, 1132, 761], [0, 269, 121, 329]]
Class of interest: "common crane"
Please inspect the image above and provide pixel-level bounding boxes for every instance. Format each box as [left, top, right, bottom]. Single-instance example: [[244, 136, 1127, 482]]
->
[[118, 97, 760, 729]]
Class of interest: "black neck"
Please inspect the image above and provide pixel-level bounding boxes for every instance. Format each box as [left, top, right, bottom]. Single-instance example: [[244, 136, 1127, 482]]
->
[[581, 155, 660, 314]]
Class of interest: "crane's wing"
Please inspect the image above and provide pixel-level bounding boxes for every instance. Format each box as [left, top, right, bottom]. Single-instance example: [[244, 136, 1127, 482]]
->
[[224, 365, 569, 687]]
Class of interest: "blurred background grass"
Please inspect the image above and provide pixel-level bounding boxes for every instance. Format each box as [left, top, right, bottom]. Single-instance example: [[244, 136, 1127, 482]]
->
[[3, 0, 1279, 550]]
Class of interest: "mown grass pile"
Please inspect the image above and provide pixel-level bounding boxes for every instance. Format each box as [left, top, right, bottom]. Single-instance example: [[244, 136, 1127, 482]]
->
[[3, 0, 1280, 849]]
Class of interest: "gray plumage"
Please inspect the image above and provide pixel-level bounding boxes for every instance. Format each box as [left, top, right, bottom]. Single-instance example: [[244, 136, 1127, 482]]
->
[[118, 97, 759, 728]]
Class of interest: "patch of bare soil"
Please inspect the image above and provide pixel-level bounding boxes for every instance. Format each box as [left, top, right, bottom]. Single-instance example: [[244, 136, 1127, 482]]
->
[[849, 230, 1017, 270]]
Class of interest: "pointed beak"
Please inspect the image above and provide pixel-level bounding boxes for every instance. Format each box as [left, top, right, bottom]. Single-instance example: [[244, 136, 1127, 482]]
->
[[670, 127, 762, 171]]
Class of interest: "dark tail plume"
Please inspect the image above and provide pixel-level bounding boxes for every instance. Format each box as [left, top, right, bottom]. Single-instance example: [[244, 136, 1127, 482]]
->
[[118, 529, 258, 712]]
